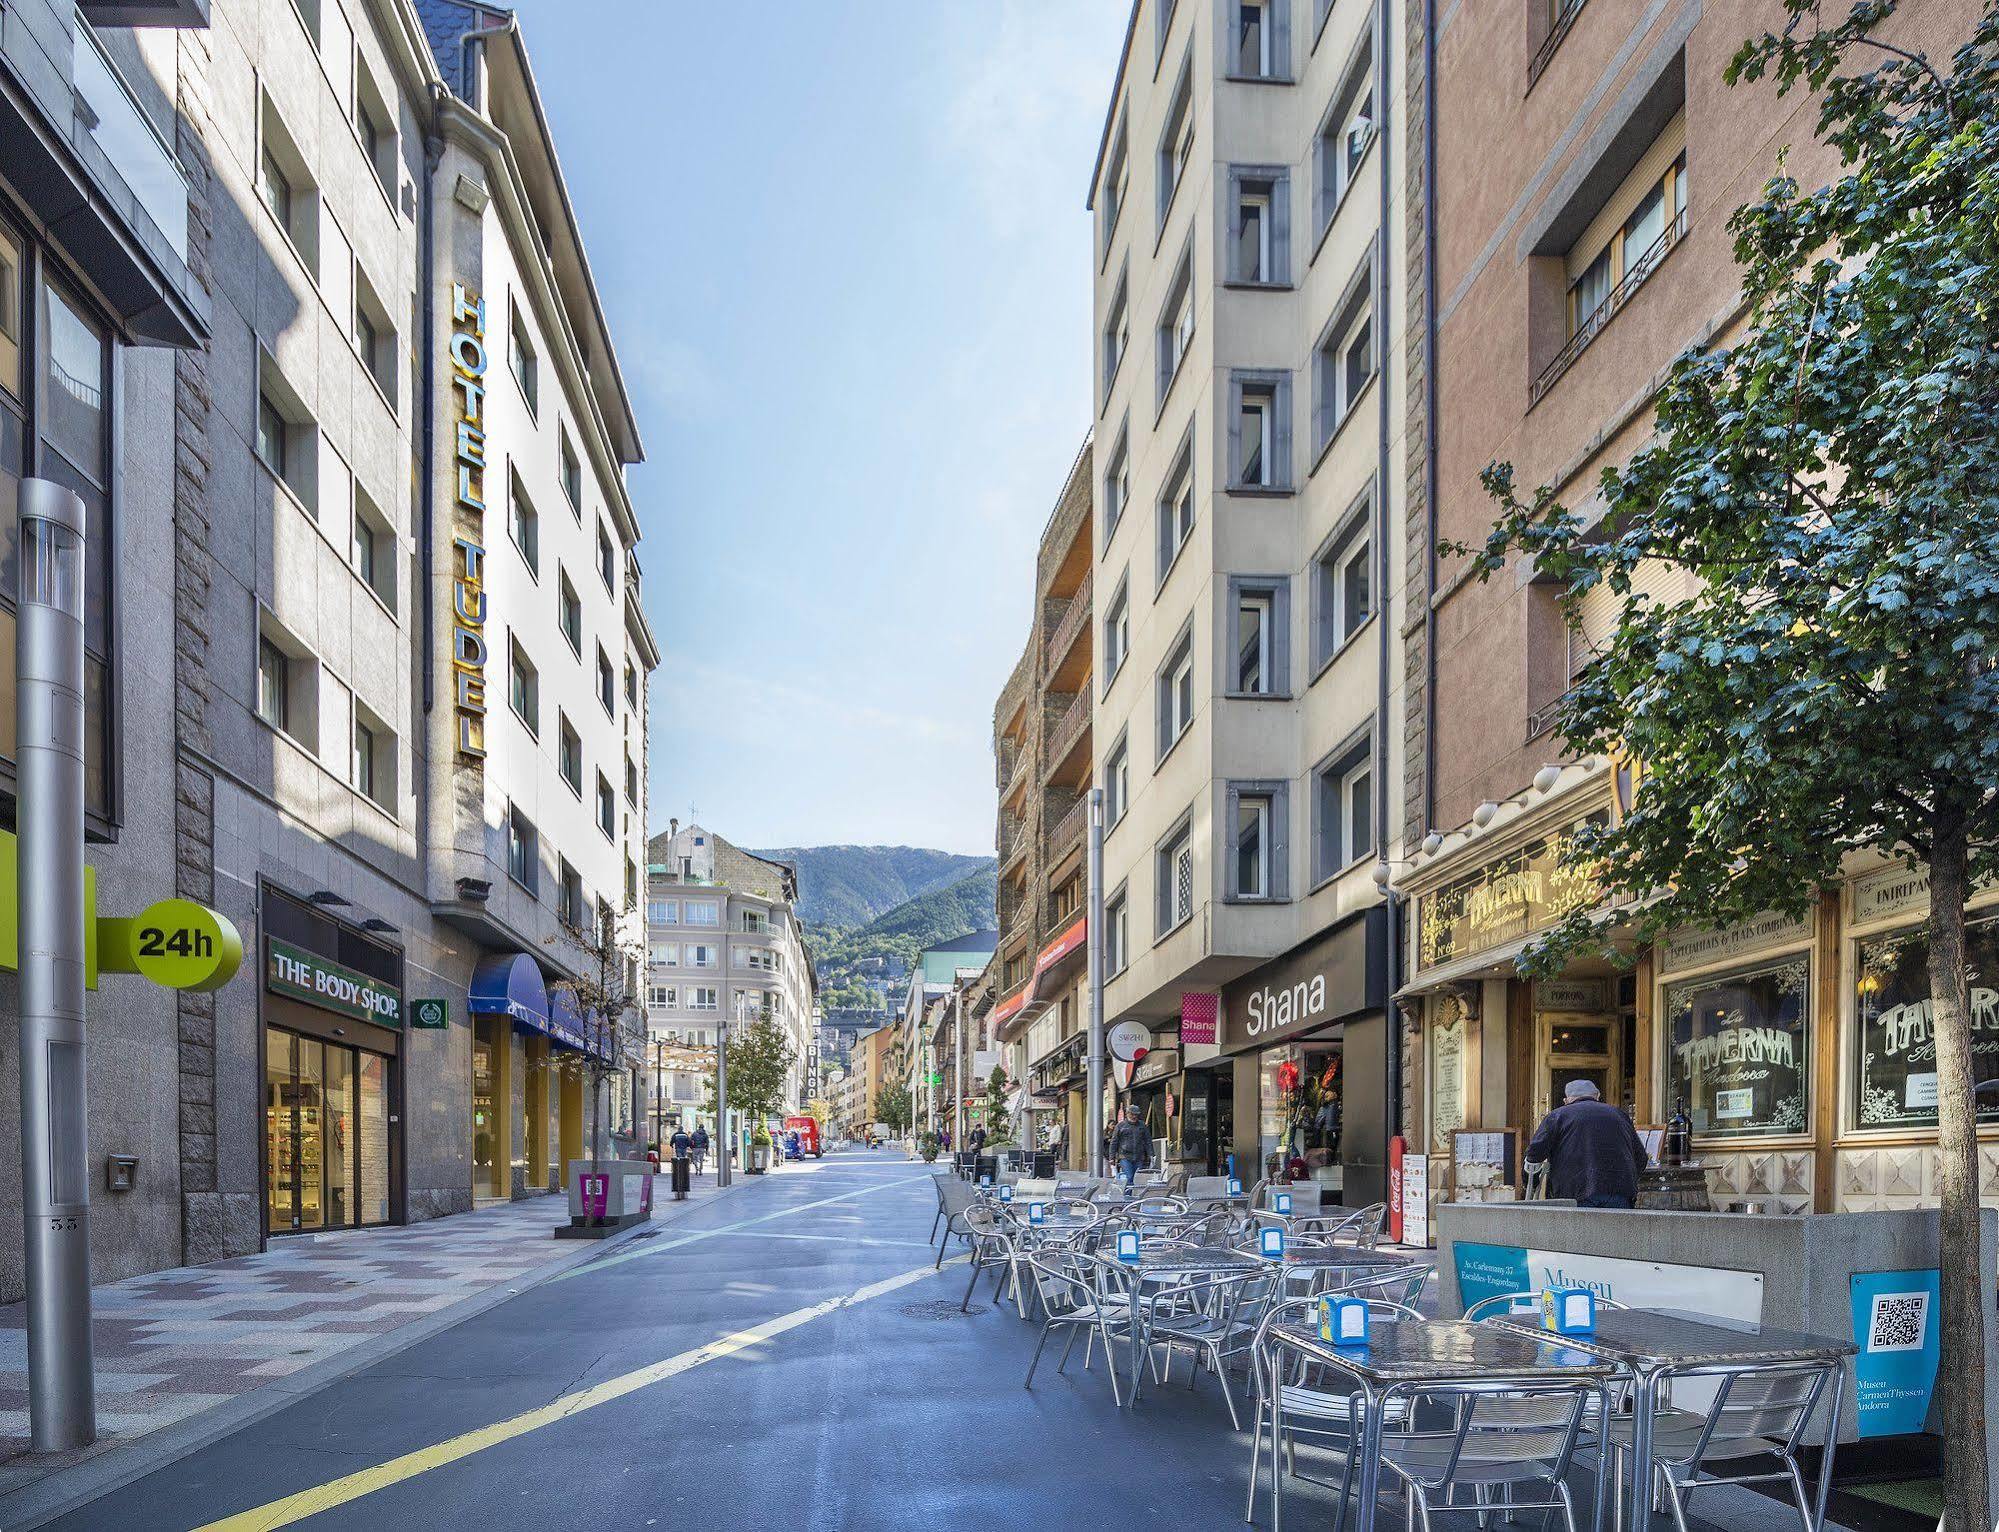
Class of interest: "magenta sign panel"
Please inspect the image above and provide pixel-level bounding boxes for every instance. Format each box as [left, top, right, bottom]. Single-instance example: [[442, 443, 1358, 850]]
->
[[579, 1173, 609, 1220]]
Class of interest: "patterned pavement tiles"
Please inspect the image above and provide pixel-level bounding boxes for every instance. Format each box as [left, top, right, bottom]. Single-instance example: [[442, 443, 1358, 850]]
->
[[0, 1171, 725, 1477]]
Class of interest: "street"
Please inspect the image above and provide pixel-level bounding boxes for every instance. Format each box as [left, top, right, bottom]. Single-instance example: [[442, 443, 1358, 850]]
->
[[32, 1151, 1846, 1532]]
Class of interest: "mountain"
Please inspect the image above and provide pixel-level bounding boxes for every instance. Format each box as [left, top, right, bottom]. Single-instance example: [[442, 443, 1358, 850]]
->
[[751, 844, 995, 928], [803, 866, 999, 1013]]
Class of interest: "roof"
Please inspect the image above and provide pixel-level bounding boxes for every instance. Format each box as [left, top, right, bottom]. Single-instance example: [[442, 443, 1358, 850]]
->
[[1084, 2, 1143, 211], [914, 930, 1000, 986]]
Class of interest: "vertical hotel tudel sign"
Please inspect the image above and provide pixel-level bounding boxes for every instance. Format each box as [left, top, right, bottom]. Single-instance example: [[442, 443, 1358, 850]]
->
[[448, 283, 489, 761]]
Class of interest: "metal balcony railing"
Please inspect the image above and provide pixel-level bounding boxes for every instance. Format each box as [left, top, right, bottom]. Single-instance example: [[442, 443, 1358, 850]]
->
[[1532, 209, 1686, 405], [1528, 0, 1587, 87]]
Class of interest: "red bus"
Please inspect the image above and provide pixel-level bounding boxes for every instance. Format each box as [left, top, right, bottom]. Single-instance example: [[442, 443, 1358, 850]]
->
[[783, 1116, 823, 1158]]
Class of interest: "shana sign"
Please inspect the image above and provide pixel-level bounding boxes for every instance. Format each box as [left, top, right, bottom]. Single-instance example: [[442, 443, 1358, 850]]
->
[[1220, 908, 1383, 1053]]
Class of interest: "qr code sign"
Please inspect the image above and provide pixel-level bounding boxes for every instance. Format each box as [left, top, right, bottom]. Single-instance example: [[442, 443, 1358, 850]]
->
[[1866, 1290, 1929, 1352]]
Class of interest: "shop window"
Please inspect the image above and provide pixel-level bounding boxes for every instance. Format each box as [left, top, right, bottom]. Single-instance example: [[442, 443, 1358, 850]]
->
[[1856, 914, 1999, 1130], [1664, 954, 1811, 1139], [1156, 816, 1195, 936], [1228, 577, 1289, 697], [1225, 781, 1288, 901]]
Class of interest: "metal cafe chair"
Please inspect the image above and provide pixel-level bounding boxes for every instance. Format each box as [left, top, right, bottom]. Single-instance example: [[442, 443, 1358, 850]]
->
[[1244, 1294, 1426, 1525], [1337, 1264, 1435, 1311], [1022, 1250, 1132, 1405], [932, 1173, 980, 1264], [958, 1205, 1021, 1312], [1147, 1266, 1278, 1429], [1603, 1359, 1842, 1532]]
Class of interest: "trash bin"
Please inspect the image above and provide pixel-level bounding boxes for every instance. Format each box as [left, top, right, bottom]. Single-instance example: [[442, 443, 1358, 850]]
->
[[670, 1156, 691, 1201]]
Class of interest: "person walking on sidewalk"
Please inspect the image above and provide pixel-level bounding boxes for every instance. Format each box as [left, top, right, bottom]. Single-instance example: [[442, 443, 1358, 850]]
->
[[1108, 1105, 1150, 1191], [669, 1126, 691, 1161], [1526, 1079, 1648, 1209], [690, 1124, 709, 1173]]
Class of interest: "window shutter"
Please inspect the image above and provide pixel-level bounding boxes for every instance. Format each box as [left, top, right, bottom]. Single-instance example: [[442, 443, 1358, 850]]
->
[[1274, 578, 1292, 692], [1272, 174, 1292, 284], [1226, 376, 1244, 487], [1272, 785, 1291, 900], [1223, 784, 1242, 899], [1274, 374, 1294, 487]]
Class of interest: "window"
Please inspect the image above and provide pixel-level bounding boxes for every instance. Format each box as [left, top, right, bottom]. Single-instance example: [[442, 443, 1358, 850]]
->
[[259, 97, 318, 275], [1106, 890, 1129, 974], [598, 520, 616, 592], [558, 713, 581, 793], [597, 773, 616, 838], [289, 0, 321, 43], [1314, 277, 1374, 449], [1156, 248, 1195, 405], [509, 470, 539, 574], [351, 710, 392, 809], [559, 425, 582, 516], [656, 900, 679, 925], [1155, 0, 1180, 62], [1104, 734, 1129, 827], [1229, 577, 1290, 695], [685, 902, 720, 926], [509, 636, 538, 734], [1228, 168, 1289, 285], [507, 805, 539, 894], [1156, 59, 1194, 231], [356, 68, 397, 199], [558, 569, 582, 655], [1156, 628, 1195, 759], [1102, 268, 1129, 402], [691, 987, 719, 1012], [256, 355, 317, 512], [1156, 819, 1195, 935], [353, 265, 396, 404], [597, 646, 616, 715], [653, 942, 679, 967], [558, 860, 585, 928], [1568, 148, 1686, 340], [1103, 423, 1130, 541], [1313, 499, 1373, 664], [1665, 955, 1811, 1139], [1156, 434, 1195, 579], [509, 300, 538, 414], [1316, 44, 1375, 230], [257, 635, 290, 732], [1856, 917, 1999, 1129], [625, 660, 638, 707], [1313, 732, 1375, 881], [1100, 116, 1129, 258], [352, 484, 394, 609], [1229, 371, 1292, 490], [625, 752, 638, 805], [1103, 577, 1130, 682], [1225, 783, 1289, 903], [256, 391, 288, 483]]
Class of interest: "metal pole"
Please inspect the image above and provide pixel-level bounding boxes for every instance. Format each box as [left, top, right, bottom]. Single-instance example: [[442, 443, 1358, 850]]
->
[[955, 989, 966, 1150], [715, 1014, 731, 1187], [1086, 787, 1106, 1179], [17, 479, 92, 1452]]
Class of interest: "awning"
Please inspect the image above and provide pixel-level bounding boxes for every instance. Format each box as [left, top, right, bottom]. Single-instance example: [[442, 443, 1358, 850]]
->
[[546, 981, 592, 1053], [1029, 914, 1087, 1002], [1394, 932, 1537, 999], [469, 953, 549, 1027]]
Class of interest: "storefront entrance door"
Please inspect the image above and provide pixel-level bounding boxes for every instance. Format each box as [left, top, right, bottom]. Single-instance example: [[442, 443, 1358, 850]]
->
[[265, 1028, 391, 1234], [1534, 1012, 1623, 1122]]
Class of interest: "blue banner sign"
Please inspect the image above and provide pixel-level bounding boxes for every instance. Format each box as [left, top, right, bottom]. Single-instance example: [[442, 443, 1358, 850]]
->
[[1849, 1269, 1940, 1438]]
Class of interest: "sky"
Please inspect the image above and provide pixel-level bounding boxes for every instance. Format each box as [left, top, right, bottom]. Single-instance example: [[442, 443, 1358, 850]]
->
[[507, 0, 1133, 855]]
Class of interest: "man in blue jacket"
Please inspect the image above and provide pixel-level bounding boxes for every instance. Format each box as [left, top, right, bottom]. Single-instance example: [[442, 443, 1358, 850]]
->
[[1526, 1080, 1649, 1209]]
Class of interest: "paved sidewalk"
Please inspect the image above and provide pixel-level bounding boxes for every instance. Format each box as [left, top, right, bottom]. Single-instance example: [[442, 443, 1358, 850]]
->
[[0, 1169, 736, 1507]]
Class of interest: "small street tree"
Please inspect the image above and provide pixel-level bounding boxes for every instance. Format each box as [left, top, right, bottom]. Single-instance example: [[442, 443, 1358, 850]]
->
[[873, 1080, 913, 1138], [982, 1065, 1014, 1146], [548, 902, 647, 1176], [712, 1012, 798, 1136], [1457, 6, 1998, 1522]]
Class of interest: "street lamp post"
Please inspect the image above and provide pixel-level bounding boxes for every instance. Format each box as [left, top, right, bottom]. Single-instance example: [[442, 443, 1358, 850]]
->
[[1086, 787, 1105, 1179], [715, 1015, 731, 1187], [954, 989, 966, 1151], [17, 479, 93, 1451]]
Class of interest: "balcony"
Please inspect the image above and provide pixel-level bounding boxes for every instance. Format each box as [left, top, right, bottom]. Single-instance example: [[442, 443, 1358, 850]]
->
[[1046, 792, 1087, 867], [1041, 688, 1090, 790], [998, 811, 1029, 878], [71, 22, 189, 260], [1043, 570, 1092, 690], [1532, 208, 1686, 405]]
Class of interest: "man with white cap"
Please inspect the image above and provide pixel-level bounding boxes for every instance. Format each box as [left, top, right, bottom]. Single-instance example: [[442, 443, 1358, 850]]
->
[[1525, 1079, 1649, 1209]]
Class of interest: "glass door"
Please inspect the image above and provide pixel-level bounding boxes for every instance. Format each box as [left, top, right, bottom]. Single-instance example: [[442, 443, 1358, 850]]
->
[[1534, 1012, 1624, 1122], [472, 1019, 502, 1199], [265, 1029, 297, 1232]]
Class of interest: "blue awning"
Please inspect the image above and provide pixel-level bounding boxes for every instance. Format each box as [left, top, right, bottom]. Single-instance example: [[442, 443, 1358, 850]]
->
[[468, 953, 548, 1029], [546, 982, 591, 1053]]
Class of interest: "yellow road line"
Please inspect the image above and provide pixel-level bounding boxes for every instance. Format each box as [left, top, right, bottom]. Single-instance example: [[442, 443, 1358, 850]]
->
[[194, 1255, 963, 1531]]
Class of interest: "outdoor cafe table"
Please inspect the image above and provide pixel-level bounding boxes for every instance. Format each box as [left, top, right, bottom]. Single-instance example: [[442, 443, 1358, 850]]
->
[[1120, 1246, 1264, 1405], [1264, 1318, 1618, 1532], [1484, 1307, 1858, 1532], [1257, 1247, 1415, 1294]]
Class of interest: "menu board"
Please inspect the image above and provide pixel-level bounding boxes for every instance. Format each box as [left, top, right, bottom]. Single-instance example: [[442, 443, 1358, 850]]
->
[[1450, 1129, 1520, 1201], [1856, 917, 1999, 1127]]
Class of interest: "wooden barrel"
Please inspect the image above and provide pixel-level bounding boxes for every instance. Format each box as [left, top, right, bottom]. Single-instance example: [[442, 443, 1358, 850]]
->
[[1636, 1163, 1713, 1212]]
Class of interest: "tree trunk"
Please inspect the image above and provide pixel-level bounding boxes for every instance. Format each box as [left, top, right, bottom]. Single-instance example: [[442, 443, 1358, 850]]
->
[[1922, 819, 1992, 1532]]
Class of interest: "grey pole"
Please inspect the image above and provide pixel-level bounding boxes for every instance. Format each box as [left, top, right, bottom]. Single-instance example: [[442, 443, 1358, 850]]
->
[[955, 988, 966, 1151], [17, 479, 93, 1452], [1086, 787, 1106, 1179], [715, 1013, 731, 1187]]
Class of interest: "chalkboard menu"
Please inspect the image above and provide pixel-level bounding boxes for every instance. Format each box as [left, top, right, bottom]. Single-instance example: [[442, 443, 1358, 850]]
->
[[1663, 955, 1811, 1139], [1856, 915, 1999, 1128]]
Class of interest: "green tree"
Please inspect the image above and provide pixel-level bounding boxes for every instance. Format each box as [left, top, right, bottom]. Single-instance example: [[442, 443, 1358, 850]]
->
[[873, 1080, 913, 1137], [714, 1014, 797, 1126], [982, 1066, 1014, 1147], [1458, 6, 1997, 1520]]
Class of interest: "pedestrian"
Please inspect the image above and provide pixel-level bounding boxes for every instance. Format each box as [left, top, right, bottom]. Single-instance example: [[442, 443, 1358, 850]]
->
[[940, 1127, 951, 1152], [1526, 1079, 1649, 1209], [970, 1124, 987, 1154], [690, 1123, 709, 1173], [1108, 1105, 1150, 1191], [669, 1125, 691, 1161]]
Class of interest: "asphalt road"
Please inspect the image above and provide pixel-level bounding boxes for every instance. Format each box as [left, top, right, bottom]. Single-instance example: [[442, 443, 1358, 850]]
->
[[46, 1150, 1828, 1531]]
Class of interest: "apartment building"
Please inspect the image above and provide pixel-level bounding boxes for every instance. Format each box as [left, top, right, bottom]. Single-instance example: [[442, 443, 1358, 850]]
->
[[1394, 0, 1993, 1218], [991, 441, 1095, 1166], [896, 929, 997, 1132], [0, 0, 661, 1295], [645, 822, 818, 1120], [846, 1020, 897, 1139], [1087, 0, 1407, 1202]]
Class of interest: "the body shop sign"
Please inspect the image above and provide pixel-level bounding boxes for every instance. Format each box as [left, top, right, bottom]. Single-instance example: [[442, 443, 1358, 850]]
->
[[267, 938, 402, 1029], [1416, 816, 1604, 971]]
